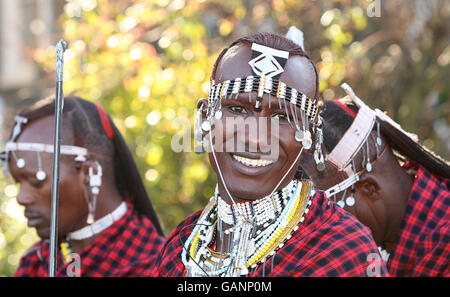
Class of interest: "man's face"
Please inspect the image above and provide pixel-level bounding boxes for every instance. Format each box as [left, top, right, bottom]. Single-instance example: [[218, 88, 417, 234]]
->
[[208, 44, 317, 202], [8, 116, 88, 239]]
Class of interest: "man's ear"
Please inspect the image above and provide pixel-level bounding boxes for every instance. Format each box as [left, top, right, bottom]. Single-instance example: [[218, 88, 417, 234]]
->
[[355, 174, 382, 202], [197, 98, 208, 119], [196, 98, 209, 138]]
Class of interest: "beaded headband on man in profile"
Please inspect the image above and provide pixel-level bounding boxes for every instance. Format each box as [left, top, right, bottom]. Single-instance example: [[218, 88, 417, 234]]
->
[[0, 104, 115, 226], [0, 115, 88, 182], [324, 83, 418, 208]]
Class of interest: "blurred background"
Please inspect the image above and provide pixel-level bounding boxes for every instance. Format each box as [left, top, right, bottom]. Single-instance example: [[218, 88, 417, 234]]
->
[[0, 0, 448, 276]]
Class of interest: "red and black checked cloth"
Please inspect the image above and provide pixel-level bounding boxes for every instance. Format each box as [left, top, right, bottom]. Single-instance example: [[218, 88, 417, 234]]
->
[[14, 201, 165, 277], [387, 163, 449, 276], [152, 192, 389, 277]]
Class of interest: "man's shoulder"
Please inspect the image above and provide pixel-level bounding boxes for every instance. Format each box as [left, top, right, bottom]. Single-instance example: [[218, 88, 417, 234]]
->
[[296, 192, 379, 258], [20, 240, 46, 260], [285, 193, 386, 276], [307, 191, 373, 238]]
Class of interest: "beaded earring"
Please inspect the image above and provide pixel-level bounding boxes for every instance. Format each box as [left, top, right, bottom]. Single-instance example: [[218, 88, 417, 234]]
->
[[346, 185, 356, 207], [35, 151, 46, 181], [365, 140, 372, 172], [87, 162, 102, 225], [314, 116, 325, 171], [11, 151, 25, 169]]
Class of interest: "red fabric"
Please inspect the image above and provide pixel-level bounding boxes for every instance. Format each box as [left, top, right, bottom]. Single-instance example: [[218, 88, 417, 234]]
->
[[94, 103, 114, 140], [387, 164, 450, 276], [152, 192, 389, 277], [333, 99, 357, 118], [14, 202, 165, 277]]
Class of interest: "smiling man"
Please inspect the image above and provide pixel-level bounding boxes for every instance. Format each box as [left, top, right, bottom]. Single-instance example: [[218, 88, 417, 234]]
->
[[152, 32, 388, 277]]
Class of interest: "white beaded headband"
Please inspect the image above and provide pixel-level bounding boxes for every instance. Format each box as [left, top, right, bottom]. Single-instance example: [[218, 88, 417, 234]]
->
[[1, 115, 88, 181], [323, 83, 377, 207], [5, 142, 88, 161], [326, 99, 376, 170], [207, 76, 319, 120]]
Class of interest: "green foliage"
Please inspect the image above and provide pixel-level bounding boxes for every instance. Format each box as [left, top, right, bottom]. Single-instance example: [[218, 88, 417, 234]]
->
[[1, 0, 448, 276]]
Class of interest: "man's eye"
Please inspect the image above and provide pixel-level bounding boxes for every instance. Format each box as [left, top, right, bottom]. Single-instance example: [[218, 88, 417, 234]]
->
[[228, 106, 248, 114], [28, 177, 43, 189], [272, 113, 288, 120], [30, 182, 43, 189]]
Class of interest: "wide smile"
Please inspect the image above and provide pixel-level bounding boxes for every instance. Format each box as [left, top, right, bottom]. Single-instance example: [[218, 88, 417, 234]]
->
[[228, 153, 279, 177], [232, 154, 275, 167]]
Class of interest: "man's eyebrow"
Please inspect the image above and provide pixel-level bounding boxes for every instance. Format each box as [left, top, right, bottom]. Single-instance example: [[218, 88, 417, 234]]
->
[[223, 95, 293, 114], [221, 96, 251, 106]]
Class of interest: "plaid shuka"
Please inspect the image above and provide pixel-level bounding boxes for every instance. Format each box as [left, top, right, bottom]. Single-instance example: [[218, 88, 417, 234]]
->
[[387, 164, 450, 276], [15, 202, 165, 277], [153, 192, 389, 277]]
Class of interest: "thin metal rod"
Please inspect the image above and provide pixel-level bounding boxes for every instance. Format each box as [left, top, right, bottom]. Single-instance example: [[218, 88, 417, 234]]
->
[[49, 39, 67, 277]]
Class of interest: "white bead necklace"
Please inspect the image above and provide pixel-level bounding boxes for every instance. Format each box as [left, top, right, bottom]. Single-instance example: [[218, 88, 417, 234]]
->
[[216, 180, 297, 226]]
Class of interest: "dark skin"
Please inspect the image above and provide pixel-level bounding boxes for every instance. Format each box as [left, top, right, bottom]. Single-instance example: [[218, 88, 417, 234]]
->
[[9, 115, 123, 254], [198, 44, 317, 251], [301, 132, 414, 252]]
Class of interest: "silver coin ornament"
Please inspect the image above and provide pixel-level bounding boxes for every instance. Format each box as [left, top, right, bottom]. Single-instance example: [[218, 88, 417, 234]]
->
[[346, 196, 355, 207], [202, 138, 209, 151], [201, 121, 211, 132], [377, 137, 382, 146], [302, 131, 312, 150], [91, 186, 100, 195], [16, 158, 25, 168], [214, 110, 223, 120], [36, 170, 46, 181], [366, 162, 372, 172], [316, 162, 325, 171], [337, 200, 345, 208], [295, 130, 304, 142]]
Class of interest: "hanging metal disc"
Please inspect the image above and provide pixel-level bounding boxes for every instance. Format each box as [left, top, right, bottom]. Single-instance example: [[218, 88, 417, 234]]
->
[[201, 121, 211, 132], [36, 170, 46, 181], [346, 196, 355, 207], [16, 158, 26, 168]]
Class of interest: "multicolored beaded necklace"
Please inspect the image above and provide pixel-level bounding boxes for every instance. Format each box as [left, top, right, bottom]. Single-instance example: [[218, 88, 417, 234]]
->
[[182, 179, 314, 277]]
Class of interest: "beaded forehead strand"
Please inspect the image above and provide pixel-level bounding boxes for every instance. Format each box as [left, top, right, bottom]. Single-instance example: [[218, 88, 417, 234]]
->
[[1, 115, 88, 181]]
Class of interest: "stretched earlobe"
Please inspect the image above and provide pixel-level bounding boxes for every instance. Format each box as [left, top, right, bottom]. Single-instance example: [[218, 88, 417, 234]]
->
[[357, 175, 381, 201], [195, 98, 209, 154]]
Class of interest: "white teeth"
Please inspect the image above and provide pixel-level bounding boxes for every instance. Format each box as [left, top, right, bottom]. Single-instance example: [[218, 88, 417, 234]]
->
[[232, 155, 275, 167]]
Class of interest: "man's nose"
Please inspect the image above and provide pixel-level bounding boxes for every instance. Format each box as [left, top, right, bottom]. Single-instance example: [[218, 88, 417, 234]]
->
[[16, 186, 34, 206], [243, 116, 278, 152]]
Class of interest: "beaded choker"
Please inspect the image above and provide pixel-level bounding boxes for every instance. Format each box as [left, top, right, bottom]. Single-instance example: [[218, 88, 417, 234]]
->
[[182, 180, 314, 277], [68, 201, 127, 240], [216, 179, 297, 227]]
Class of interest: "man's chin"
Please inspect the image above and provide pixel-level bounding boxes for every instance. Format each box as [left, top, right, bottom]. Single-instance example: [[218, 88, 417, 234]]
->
[[35, 228, 51, 240], [218, 180, 277, 202]]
